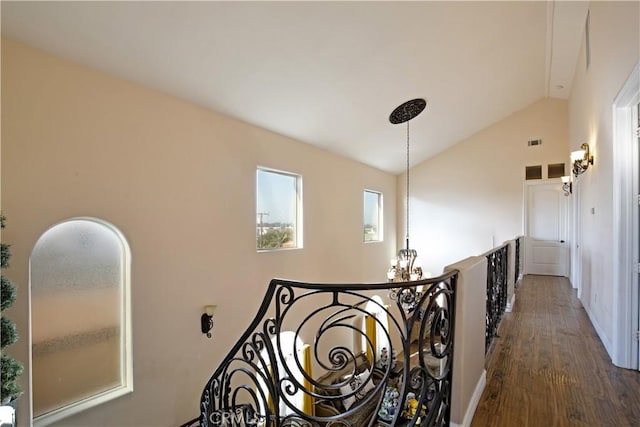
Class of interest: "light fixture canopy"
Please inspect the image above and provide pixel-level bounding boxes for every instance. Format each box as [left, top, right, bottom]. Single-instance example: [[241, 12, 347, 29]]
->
[[571, 143, 594, 176], [389, 98, 427, 124]]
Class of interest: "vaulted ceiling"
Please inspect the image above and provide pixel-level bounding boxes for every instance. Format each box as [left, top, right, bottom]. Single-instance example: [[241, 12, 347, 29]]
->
[[1, 1, 588, 173]]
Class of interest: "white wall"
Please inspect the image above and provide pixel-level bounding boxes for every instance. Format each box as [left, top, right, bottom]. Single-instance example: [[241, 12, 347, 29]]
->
[[0, 39, 397, 426], [445, 256, 487, 427], [398, 98, 569, 274], [568, 1, 639, 358]]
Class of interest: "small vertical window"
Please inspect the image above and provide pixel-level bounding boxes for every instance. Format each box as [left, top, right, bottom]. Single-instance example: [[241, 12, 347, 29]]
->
[[256, 168, 302, 250], [363, 190, 383, 242]]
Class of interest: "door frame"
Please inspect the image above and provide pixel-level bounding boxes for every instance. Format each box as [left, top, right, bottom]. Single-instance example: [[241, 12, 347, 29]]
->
[[612, 61, 639, 369], [523, 179, 569, 275], [570, 177, 582, 298]]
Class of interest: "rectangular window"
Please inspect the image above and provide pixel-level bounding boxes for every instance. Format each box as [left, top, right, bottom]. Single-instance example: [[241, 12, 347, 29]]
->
[[548, 163, 566, 179], [363, 190, 383, 242], [256, 168, 302, 250], [525, 165, 542, 180]]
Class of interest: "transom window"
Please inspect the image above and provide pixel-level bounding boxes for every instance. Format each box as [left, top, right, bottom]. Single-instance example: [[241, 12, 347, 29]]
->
[[363, 190, 383, 242], [256, 168, 302, 250]]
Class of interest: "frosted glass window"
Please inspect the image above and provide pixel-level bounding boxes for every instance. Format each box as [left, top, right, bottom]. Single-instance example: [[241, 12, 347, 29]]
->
[[364, 190, 383, 242], [31, 218, 132, 425]]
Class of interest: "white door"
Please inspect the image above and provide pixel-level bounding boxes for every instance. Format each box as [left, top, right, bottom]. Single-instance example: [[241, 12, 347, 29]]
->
[[612, 69, 640, 370], [525, 182, 569, 276]]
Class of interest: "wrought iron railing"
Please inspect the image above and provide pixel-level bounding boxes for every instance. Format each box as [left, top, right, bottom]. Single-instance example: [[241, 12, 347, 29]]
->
[[514, 237, 523, 289], [184, 271, 458, 427], [485, 244, 508, 353]]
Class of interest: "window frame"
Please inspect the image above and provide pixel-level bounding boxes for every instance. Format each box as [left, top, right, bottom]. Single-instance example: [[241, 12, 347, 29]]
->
[[256, 167, 303, 251], [31, 217, 133, 427], [363, 189, 383, 243]]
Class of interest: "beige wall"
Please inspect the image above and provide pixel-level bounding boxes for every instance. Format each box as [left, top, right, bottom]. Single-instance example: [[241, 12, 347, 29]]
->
[[399, 98, 569, 274], [445, 255, 487, 426], [568, 2, 639, 353], [0, 39, 397, 426]]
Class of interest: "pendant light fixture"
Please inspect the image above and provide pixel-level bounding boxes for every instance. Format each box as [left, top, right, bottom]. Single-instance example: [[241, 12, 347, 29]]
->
[[387, 98, 426, 285]]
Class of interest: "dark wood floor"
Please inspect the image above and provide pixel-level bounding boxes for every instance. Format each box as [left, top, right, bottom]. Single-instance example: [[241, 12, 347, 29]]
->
[[471, 275, 640, 426]]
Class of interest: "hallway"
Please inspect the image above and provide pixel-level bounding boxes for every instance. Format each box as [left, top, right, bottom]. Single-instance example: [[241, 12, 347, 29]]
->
[[471, 275, 640, 426]]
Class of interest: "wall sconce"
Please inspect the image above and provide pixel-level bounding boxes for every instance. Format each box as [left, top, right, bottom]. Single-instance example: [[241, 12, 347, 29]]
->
[[571, 143, 594, 176], [561, 175, 572, 196], [201, 305, 217, 338]]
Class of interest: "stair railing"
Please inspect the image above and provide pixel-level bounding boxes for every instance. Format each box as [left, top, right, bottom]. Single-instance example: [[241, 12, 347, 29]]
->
[[185, 271, 458, 427], [484, 244, 508, 353]]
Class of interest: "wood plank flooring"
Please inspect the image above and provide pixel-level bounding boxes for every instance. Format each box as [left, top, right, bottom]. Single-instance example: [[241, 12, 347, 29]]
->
[[471, 275, 640, 427]]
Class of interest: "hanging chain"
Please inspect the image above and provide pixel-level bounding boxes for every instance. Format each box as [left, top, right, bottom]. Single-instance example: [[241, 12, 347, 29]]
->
[[406, 120, 410, 251]]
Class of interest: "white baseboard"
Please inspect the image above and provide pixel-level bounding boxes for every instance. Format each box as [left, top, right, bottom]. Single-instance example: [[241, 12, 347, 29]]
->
[[450, 370, 486, 427], [505, 293, 516, 313], [583, 304, 614, 361]]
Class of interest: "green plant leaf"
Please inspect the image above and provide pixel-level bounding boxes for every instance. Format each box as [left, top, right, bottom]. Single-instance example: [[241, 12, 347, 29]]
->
[[1, 276, 17, 311], [0, 244, 10, 269], [0, 353, 23, 402], [1, 317, 18, 349]]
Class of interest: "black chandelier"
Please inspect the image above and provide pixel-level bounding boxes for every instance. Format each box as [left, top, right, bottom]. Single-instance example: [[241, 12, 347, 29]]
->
[[387, 98, 427, 310]]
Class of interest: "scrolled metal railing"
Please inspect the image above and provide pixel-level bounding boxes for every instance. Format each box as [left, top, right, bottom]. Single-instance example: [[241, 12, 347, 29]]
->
[[485, 244, 508, 353], [514, 236, 523, 290], [185, 271, 458, 427]]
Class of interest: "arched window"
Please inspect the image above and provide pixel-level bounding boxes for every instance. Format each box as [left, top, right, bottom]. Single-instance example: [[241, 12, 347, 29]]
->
[[257, 331, 313, 418], [362, 296, 390, 364], [30, 218, 132, 426]]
